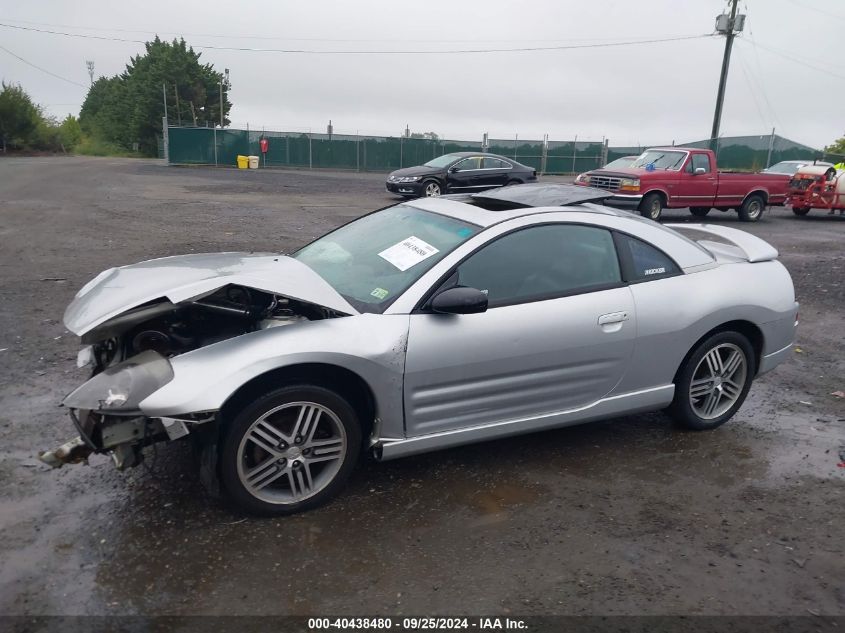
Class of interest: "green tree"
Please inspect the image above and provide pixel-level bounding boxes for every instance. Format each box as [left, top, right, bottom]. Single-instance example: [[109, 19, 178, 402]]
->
[[0, 82, 40, 151], [79, 37, 231, 155], [58, 115, 83, 150], [825, 134, 845, 157]]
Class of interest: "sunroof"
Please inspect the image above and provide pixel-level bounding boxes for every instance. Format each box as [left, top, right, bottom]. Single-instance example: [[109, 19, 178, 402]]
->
[[467, 183, 613, 210]]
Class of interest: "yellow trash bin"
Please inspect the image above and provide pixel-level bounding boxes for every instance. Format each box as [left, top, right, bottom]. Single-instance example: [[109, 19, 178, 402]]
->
[[248, 155, 260, 169], [236, 155, 249, 169]]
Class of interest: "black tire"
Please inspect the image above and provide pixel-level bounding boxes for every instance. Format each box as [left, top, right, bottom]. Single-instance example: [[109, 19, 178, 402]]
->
[[639, 192, 664, 221], [792, 207, 810, 216], [738, 194, 766, 222], [219, 384, 362, 516], [422, 180, 442, 197], [669, 331, 756, 431], [690, 207, 711, 217], [505, 179, 523, 186]]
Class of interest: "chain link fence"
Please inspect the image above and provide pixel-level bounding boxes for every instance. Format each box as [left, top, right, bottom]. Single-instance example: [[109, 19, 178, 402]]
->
[[166, 123, 824, 174]]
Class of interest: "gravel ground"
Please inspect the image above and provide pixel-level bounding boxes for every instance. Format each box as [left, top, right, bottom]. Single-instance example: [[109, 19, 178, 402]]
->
[[0, 156, 842, 617]]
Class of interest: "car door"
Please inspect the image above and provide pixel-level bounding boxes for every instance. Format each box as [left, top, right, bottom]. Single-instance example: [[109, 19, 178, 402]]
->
[[403, 223, 636, 437], [477, 157, 512, 188], [446, 156, 484, 191], [675, 152, 718, 207]]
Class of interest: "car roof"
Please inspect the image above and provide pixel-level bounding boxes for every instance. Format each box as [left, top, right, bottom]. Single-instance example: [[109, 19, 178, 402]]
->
[[408, 191, 638, 228], [444, 183, 613, 209], [404, 196, 714, 272], [441, 151, 513, 159], [410, 184, 619, 227]]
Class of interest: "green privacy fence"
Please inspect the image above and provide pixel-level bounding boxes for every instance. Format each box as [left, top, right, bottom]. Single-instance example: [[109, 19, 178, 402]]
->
[[167, 127, 483, 172], [166, 125, 825, 174]]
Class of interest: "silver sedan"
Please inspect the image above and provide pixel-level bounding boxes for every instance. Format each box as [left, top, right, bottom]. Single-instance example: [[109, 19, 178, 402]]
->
[[41, 185, 798, 515]]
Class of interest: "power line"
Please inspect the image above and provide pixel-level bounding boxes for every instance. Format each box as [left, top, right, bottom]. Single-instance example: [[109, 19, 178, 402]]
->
[[0, 45, 86, 87], [735, 52, 770, 131], [739, 38, 845, 80], [0, 22, 715, 54], [787, 0, 845, 22], [0, 17, 713, 45], [742, 30, 784, 131]]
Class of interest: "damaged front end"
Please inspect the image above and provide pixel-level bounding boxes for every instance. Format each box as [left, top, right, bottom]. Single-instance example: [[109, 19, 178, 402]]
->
[[40, 350, 204, 470], [41, 253, 357, 472]]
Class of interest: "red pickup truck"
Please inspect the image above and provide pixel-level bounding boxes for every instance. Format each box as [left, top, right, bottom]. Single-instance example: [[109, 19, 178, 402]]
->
[[574, 147, 790, 222]]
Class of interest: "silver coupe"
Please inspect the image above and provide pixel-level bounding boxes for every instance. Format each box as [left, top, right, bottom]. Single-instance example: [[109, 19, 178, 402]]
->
[[41, 184, 798, 515]]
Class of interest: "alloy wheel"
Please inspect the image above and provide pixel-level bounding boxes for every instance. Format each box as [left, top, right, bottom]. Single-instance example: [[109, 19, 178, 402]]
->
[[236, 402, 347, 504], [424, 182, 441, 197], [688, 343, 747, 420]]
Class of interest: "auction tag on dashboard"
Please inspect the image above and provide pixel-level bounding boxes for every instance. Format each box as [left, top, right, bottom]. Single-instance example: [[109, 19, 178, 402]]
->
[[378, 236, 439, 271]]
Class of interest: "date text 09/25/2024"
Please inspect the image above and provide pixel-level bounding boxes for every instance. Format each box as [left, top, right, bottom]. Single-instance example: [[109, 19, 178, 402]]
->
[[307, 617, 527, 630]]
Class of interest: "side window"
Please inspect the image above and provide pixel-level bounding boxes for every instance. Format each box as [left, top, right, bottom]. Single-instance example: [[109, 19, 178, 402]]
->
[[453, 157, 481, 171], [454, 225, 622, 307], [692, 153, 711, 173], [616, 233, 681, 282], [483, 157, 510, 169]]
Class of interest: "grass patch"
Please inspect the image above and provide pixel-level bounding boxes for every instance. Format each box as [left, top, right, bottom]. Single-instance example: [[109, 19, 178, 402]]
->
[[74, 137, 144, 158]]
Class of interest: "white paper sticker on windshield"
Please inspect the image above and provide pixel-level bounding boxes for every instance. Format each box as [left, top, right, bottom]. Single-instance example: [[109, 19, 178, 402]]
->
[[378, 236, 439, 271]]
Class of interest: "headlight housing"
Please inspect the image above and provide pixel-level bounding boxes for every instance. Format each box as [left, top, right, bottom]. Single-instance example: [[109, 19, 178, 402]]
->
[[63, 351, 174, 413], [619, 178, 640, 192], [398, 176, 420, 182], [575, 173, 590, 184]]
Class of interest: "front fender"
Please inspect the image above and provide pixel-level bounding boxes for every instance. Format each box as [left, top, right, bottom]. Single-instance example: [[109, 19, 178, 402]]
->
[[138, 314, 409, 435]]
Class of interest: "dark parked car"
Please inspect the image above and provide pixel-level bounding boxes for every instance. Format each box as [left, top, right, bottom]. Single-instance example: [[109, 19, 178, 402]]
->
[[386, 152, 537, 198]]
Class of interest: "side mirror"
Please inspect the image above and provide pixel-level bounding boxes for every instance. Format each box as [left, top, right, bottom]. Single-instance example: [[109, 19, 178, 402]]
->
[[448, 166, 459, 173], [431, 287, 488, 315], [694, 167, 706, 175]]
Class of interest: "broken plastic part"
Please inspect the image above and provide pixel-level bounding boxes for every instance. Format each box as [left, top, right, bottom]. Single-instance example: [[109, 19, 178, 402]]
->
[[38, 436, 93, 468]]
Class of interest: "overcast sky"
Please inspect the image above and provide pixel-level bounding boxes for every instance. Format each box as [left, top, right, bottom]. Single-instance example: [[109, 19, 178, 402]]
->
[[1, 0, 842, 148]]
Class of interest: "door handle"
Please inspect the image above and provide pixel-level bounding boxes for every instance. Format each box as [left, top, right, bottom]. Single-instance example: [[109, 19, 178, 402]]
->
[[598, 311, 629, 325]]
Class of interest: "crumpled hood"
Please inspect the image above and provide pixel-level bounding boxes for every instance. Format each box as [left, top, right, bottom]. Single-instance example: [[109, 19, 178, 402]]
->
[[63, 252, 358, 336]]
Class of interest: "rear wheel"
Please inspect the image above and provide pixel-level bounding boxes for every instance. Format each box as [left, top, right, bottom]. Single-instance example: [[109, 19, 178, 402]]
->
[[792, 207, 810, 216], [670, 331, 755, 430], [690, 207, 711, 217], [738, 194, 765, 222], [220, 385, 362, 516], [422, 180, 442, 197], [639, 192, 664, 221]]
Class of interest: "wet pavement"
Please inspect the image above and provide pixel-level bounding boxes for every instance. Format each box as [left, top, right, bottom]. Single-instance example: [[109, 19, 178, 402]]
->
[[0, 156, 843, 616]]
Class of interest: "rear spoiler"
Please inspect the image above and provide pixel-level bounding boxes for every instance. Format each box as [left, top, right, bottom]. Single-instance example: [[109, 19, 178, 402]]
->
[[665, 223, 778, 263]]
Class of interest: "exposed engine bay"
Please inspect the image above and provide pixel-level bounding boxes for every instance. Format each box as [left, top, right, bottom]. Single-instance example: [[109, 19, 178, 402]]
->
[[84, 285, 339, 373], [40, 284, 343, 473]]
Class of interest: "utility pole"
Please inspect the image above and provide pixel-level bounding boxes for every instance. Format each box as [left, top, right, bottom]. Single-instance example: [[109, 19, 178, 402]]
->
[[85, 60, 95, 85], [710, 0, 746, 150], [219, 68, 229, 128]]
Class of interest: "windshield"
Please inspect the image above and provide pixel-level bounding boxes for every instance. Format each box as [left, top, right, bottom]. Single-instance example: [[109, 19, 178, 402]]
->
[[424, 154, 462, 169], [630, 150, 687, 171], [764, 162, 806, 174], [603, 157, 636, 170], [293, 205, 480, 313]]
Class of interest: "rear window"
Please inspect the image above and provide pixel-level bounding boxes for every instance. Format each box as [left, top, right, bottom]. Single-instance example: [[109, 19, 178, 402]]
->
[[616, 233, 681, 282]]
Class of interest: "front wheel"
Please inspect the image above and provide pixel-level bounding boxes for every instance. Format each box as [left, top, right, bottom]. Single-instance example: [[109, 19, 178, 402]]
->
[[669, 331, 755, 430], [738, 194, 765, 222], [219, 385, 362, 516], [690, 207, 711, 217], [792, 207, 810, 216], [639, 192, 664, 221], [422, 180, 442, 197]]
